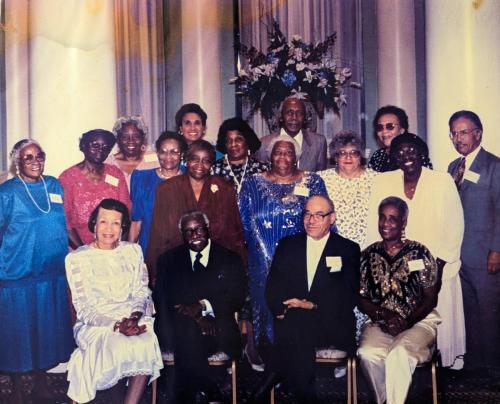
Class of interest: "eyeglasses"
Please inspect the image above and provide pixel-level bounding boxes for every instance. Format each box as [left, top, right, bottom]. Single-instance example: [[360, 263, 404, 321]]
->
[[336, 150, 361, 159], [376, 123, 399, 132], [21, 152, 46, 165], [449, 128, 479, 139], [159, 148, 181, 156], [303, 211, 333, 221], [88, 142, 111, 151], [182, 225, 208, 238]]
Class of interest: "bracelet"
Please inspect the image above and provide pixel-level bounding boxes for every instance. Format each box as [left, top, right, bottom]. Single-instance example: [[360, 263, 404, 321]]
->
[[311, 303, 318, 310], [129, 313, 141, 321], [113, 320, 122, 331]]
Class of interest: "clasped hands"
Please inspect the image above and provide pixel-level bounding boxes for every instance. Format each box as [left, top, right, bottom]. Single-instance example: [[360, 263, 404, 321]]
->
[[114, 312, 146, 336], [375, 307, 408, 336], [276, 298, 317, 320], [175, 303, 217, 337]]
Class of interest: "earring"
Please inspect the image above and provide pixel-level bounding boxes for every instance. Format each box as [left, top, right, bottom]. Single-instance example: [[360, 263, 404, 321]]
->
[[141, 144, 146, 152], [401, 229, 406, 242], [15, 165, 19, 175], [247, 149, 251, 156]]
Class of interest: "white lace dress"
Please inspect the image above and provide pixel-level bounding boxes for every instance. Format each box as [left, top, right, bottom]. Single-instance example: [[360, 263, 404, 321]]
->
[[65, 242, 163, 403]]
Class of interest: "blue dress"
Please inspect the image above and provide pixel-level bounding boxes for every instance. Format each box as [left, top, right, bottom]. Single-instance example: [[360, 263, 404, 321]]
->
[[130, 168, 185, 253], [0, 176, 74, 372], [238, 173, 328, 343]]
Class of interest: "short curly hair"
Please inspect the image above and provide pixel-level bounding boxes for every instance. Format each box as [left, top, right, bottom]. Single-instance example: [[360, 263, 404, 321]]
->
[[155, 131, 188, 154], [79, 129, 116, 152], [87, 198, 131, 239], [185, 139, 216, 165], [175, 103, 208, 129], [112, 115, 149, 139], [215, 117, 261, 154], [329, 130, 366, 167], [373, 105, 409, 133]]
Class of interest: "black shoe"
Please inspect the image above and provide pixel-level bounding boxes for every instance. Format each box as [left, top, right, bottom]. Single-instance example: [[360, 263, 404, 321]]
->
[[248, 372, 278, 404]]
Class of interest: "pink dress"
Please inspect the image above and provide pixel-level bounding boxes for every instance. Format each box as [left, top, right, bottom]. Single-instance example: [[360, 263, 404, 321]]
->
[[59, 164, 132, 245]]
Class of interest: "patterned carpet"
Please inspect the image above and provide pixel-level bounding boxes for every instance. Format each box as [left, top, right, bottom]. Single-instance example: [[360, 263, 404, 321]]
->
[[1, 362, 499, 403]]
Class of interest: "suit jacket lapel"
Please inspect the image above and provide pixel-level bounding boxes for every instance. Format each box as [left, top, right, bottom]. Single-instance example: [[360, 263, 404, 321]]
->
[[461, 148, 485, 192], [309, 233, 334, 295]]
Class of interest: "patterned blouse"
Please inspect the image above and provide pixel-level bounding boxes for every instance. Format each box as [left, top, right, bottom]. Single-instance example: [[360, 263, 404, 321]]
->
[[318, 168, 377, 246], [360, 240, 438, 320], [368, 148, 433, 172], [212, 156, 269, 193]]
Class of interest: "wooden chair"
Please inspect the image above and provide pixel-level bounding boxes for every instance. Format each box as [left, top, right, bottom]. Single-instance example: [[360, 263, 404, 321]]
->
[[270, 348, 354, 404], [153, 350, 237, 404], [352, 347, 441, 404]]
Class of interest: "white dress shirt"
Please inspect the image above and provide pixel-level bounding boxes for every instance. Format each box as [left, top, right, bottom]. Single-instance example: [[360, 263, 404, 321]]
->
[[189, 240, 214, 316], [464, 145, 482, 172], [306, 233, 330, 290]]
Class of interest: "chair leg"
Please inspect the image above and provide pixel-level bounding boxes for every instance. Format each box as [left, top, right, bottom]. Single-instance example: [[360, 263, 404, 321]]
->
[[231, 360, 237, 404], [151, 379, 157, 404], [352, 358, 357, 404], [431, 361, 437, 404], [347, 358, 352, 404], [270, 386, 275, 404]]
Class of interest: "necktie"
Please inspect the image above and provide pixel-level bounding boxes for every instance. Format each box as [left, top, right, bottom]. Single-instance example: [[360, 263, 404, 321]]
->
[[193, 252, 205, 272], [453, 157, 466, 189]]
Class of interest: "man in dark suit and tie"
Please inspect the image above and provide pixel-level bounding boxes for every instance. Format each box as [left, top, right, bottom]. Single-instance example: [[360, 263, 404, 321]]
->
[[256, 97, 327, 171], [154, 210, 246, 403], [256, 195, 359, 403], [447, 110, 500, 372]]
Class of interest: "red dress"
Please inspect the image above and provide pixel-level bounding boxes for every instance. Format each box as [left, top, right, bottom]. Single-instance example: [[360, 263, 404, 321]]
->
[[59, 164, 132, 244]]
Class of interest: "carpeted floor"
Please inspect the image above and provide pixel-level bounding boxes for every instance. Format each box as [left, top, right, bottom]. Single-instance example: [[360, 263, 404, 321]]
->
[[1, 361, 499, 403]]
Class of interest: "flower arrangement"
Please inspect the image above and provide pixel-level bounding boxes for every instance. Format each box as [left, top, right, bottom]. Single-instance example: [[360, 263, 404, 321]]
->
[[230, 20, 360, 123]]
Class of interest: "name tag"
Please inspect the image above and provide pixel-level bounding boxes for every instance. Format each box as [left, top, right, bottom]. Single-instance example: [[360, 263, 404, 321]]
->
[[144, 152, 158, 163], [293, 184, 309, 197], [408, 259, 425, 272], [49, 193, 63, 203], [105, 174, 119, 187], [326, 256, 342, 272], [463, 170, 480, 183]]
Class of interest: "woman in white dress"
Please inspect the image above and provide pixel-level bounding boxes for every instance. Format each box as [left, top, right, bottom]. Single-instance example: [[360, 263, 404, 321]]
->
[[365, 133, 465, 369], [66, 198, 163, 403]]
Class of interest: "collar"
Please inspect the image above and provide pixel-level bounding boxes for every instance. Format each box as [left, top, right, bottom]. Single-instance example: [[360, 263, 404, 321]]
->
[[189, 239, 211, 266], [464, 146, 482, 170], [306, 232, 330, 246], [280, 127, 304, 147]]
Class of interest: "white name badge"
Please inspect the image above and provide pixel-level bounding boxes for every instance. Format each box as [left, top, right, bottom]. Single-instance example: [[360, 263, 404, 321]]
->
[[293, 184, 309, 197], [144, 152, 158, 163], [326, 256, 342, 272], [463, 170, 480, 184], [408, 259, 425, 272], [49, 193, 63, 203], [105, 174, 119, 187]]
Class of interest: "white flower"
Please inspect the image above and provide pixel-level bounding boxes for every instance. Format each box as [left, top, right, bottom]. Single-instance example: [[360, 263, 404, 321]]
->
[[228, 76, 238, 83], [303, 70, 314, 83], [317, 78, 328, 88], [296, 62, 306, 71], [211, 184, 219, 193], [263, 220, 272, 229], [291, 89, 308, 99], [293, 47, 303, 61], [292, 34, 303, 42], [238, 69, 248, 77], [342, 67, 352, 77]]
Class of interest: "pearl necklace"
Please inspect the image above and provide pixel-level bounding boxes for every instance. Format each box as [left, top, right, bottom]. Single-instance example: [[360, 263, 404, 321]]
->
[[157, 167, 180, 180], [225, 155, 248, 193], [18, 175, 51, 214]]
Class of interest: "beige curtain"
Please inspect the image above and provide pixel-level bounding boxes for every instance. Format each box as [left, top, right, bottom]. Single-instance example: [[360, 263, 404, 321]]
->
[[239, 0, 363, 154], [114, 0, 166, 143]]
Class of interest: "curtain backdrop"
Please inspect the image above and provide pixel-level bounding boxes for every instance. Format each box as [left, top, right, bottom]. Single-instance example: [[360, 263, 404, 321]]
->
[[238, 0, 364, 160], [113, 0, 166, 144]]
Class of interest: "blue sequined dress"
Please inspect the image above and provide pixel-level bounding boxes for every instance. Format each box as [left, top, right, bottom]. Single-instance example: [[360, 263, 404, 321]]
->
[[0, 176, 74, 372], [238, 172, 327, 343]]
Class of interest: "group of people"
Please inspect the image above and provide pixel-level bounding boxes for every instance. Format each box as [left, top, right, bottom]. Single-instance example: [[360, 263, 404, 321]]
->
[[0, 96, 498, 404]]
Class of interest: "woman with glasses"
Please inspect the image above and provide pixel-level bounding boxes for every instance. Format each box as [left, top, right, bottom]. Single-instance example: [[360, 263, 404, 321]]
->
[[238, 136, 327, 368], [146, 140, 245, 286], [368, 105, 433, 172], [59, 129, 131, 249], [105, 116, 160, 190], [319, 130, 377, 246], [365, 133, 465, 369], [0, 139, 74, 402], [129, 132, 187, 254]]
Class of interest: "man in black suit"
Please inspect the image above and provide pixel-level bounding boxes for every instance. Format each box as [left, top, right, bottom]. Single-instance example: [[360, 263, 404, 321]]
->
[[154, 210, 246, 403], [259, 195, 360, 403]]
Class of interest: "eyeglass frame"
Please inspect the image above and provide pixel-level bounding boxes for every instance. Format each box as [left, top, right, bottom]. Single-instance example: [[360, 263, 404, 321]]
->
[[303, 211, 333, 221], [449, 127, 480, 139], [336, 149, 362, 159], [182, 225, 208, 238], [20, 152, 46, 165], [376, 122, 400, 132]]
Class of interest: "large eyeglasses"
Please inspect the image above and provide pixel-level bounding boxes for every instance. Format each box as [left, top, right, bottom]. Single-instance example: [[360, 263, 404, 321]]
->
[[303, 211, 333, 221], [88, 142, 111, 151], [376, 123, 399, 132], [449, 128, 479, 139], [336, 150, 361, 159], [21, 152, 46, 165], [182, 225, 208, 238], [158, 148, 181, 156]]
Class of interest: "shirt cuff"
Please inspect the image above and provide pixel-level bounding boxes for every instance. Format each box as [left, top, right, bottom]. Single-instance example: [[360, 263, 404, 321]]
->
[[200, 299, 214, 317]]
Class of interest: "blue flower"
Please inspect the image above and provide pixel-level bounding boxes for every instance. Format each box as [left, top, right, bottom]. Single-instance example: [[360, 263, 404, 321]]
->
[[317, 70, 328, 80], [281, 70, 297, 87]]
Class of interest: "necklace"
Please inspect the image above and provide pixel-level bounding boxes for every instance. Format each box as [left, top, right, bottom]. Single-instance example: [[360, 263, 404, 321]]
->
[[225, 155, 248, 193], [18, 175, 51, 214], [157, 167, 180, 180], [385, 240, 406, 256]]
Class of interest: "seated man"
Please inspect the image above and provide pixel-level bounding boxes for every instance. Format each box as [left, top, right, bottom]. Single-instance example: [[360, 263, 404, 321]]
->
[[154, 210, 246, 404], [261, 195, 360, 403], [358, 197, 441, 404]]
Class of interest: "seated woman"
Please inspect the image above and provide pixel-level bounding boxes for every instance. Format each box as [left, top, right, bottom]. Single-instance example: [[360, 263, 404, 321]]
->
[[65, 199, 163, 404], [213, 117, 269, 193], [358, 197, 441, 404], [106, 116, 160, 190]]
